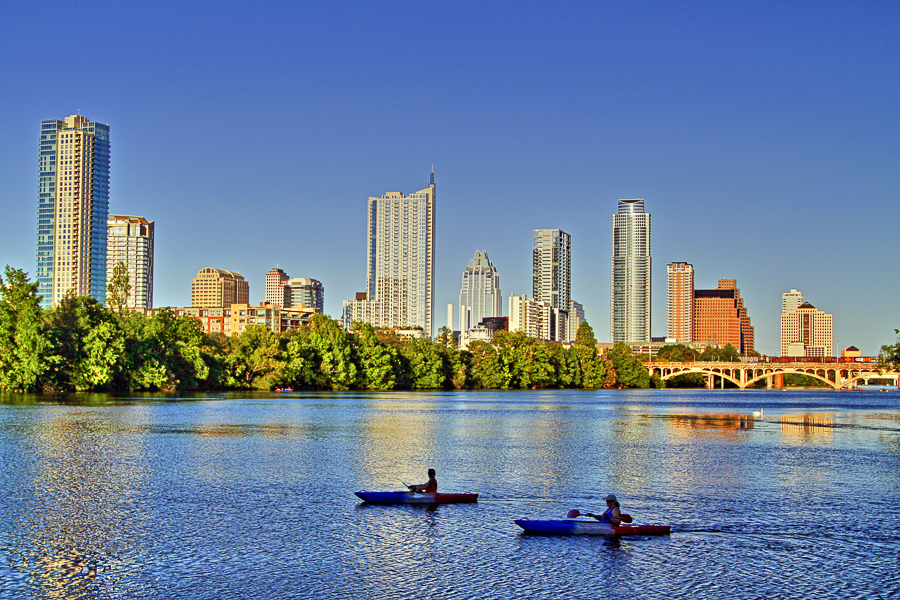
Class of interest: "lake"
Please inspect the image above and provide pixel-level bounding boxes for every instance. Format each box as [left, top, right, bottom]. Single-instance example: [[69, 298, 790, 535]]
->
[[1, 389, 898, 599]]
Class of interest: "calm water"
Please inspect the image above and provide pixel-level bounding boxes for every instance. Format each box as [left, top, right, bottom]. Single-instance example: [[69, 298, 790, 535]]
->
[[0, 389, 898, 600]]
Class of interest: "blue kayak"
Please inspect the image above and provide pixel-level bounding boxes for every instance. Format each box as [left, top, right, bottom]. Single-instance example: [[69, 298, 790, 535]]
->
[[355, 491, 479, 504], [515, 519, 671, 536]]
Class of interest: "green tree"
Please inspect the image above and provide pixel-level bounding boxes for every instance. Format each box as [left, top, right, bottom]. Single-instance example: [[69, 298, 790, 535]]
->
[[436, 326, 456, 350], [607, 342, 651, 388], [493, 330, 555, 389], [106, 261, 131, 314], [699, 344, 740, 362], [655, 344, 700, 362], [468, 340, 505, 389], [879, 329, 900, 367], [307, 314, 358, 390], [45, 292, 125, 391], [572, 321, 607, 388], [0, 267, 55, 392], [227, 324, 284, 389], [352, 322, 400, 390], [401, 337, 449, 389]]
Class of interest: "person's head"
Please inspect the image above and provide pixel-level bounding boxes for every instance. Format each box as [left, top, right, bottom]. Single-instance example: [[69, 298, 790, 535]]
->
[[428, 468, 436, 479], [605, 494, 618, 506]]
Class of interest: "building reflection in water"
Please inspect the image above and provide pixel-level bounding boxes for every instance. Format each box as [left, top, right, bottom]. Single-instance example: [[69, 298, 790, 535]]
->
[[12, 405, 151, 598], [780, 414, 835, 440]]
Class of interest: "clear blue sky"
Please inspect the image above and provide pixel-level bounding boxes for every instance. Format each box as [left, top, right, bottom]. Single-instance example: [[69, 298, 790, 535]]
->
[[1, 1, 898, 355]]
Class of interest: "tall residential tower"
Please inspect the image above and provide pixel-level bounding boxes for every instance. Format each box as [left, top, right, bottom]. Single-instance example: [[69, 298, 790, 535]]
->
[[611, 199, 651, 343], [532, 229, 571, 342], [106, 214, 154, 309], [37, 115, 110, 307], [345, 173, 436, 337]]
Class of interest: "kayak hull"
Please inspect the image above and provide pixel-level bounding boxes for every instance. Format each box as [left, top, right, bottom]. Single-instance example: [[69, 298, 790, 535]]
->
[[515, 519, 671, 536], [355, 491, 479, 504]]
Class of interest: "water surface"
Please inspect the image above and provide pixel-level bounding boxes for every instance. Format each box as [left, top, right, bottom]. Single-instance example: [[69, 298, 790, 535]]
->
[[1, 389, 898, 599]]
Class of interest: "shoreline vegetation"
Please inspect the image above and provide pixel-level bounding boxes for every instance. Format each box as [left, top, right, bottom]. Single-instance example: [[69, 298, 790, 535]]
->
[[3, 266, 898, 394]]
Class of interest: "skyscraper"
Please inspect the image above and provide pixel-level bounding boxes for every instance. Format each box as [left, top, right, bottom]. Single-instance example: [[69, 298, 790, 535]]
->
[[692, 279, 754, 354], [782, 289, 803, 314], [37, 115, 110, 308], [666, 262, 694, 343], [191, 268, 249, 308], [106, 215, 154, 309], [346, 172, 436, 336], [781, 293, 833, 357], [265, 267, 290, 307], [611, 199, 651, 343], [458, 250, 502, 333], [533, 229, 571, 342]]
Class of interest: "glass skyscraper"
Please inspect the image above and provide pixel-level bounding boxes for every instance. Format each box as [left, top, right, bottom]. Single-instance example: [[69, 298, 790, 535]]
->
[[37, 115, 110, 308], [458, 250, 502, 332], [611, 198, 651, 343]]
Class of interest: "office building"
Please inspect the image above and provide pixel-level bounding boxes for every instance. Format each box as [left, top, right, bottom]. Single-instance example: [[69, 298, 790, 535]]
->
[[344, 172, 436, 336], [611, 199, 651, 343], [288, 277, 324, 312], [458, 250, 502, 333], [569, 300, 585, 339], [508, 294, 561, 342], [142, 302, 317, 337], [692, 279, 754, 354], [782, 289, 803, 314], [36, 114, 110, 308], [666, 262, 694, 343], [265, 268, 290, 307], [781, 297, 833, 357], [106, 214, 154, 309], [191, 267, 249, 308]]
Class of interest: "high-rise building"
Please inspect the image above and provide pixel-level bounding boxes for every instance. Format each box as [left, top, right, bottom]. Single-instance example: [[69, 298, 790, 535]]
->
[[781, 296, 833, 357], [288, 277, 324, 312], [106, 215, 154, 309], [191, 268, 249, 308], [692, 279, 754, 354], [666, 262, 694, 343], [782, 289, 803, 314], [508, 294, 555, 341], [37, 115, 110, 308], [345, 172, 436, 336], [569, 300, 585, 339], [265, 268, 290, 307], [611, 199, 651, 343], [458, 250, 502, 333], [533, 229, 571, 342]]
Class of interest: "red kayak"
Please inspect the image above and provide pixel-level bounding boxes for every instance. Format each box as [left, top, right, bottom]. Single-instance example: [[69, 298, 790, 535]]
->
[[515, 519, 671, 536], [355, 491, 478, 504]]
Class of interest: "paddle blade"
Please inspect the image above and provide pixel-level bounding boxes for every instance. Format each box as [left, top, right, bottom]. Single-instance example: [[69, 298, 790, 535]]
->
[[620, 513, 633, 523], [566, 509, 581, 518]]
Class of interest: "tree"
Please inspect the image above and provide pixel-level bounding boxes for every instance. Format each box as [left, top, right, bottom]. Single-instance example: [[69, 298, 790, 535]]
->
[[307, 314, 358, 390], [227, 324, 284, 389], [401, 338, 449, 389], [106, 261, 131, 314], [879, 329, 900, 367], [45, 292, 125, 391], [655, 344, 699, 362], [352, 322, 400, 390], [700, 344, 740, 362], [0, 266, 55, 392], [607, 342, 651, 388], [493, 330, 555, 389], [572, 321, 607, 388], [468, 340, 505, 389]]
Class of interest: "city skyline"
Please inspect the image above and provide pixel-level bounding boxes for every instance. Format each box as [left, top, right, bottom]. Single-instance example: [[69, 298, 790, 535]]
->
[[2, 2, 899, 355]]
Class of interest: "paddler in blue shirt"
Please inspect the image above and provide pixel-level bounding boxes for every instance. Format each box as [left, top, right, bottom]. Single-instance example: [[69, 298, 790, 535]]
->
[[591, 494, 623, 525], [408, 468, 438, 493]]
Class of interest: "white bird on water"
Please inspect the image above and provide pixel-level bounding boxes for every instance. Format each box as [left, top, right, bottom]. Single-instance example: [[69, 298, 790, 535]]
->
[[752, 408, 764, 419]]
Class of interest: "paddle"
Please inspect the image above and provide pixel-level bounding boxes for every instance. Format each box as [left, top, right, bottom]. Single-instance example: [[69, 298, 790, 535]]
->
[[567, 509, 633, 523]]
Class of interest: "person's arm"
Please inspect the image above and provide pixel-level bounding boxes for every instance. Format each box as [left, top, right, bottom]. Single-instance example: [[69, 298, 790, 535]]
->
[[607, 507, 623, 525]]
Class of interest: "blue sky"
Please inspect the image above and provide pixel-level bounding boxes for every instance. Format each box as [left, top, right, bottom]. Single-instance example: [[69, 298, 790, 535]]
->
[[1, 1, 898, 355]]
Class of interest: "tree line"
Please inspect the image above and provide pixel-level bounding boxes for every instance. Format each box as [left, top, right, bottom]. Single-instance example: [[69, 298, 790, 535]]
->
[[0, 266, 658, 393]]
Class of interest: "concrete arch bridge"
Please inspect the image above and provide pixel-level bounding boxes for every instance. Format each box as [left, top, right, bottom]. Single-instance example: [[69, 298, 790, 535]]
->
[[646, 361, 900, 390]]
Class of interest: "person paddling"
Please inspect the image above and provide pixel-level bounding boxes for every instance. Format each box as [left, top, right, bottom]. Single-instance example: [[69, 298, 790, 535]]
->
[[590, 494, 623, 525], [408, 468, 438, 493]]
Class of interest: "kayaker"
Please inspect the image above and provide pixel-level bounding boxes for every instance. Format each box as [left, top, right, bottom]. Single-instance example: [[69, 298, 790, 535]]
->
[[408, 468, 438, 493], [590, 494, 623, 525]]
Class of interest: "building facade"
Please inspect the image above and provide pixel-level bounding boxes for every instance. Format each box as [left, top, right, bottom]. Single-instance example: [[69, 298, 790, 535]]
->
[[265, 268, 290, 307], [533, 229, 571, 342], [782, 289, 804, 314], [611, 199, 651, 343], [106, 214, 154, 309], [288, 277, 324, 312], [37, 115, 111, 308], [569, 300, 585, 340], [508, 294, 565, 342], [692, 279, 754, 354], [666, 262, 694, 343], [458, 250, 502, 333], [191, 267, 249, 308], [781, 299, 833, 357], [345, 173, 436, 336], [143, 302, 317, 337]]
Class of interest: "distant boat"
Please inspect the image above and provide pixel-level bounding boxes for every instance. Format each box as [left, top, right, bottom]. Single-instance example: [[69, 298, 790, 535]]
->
[[274, 388, 293, 393]]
